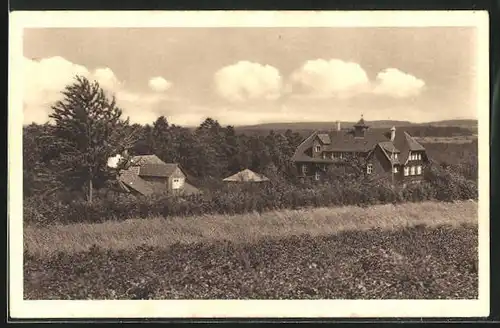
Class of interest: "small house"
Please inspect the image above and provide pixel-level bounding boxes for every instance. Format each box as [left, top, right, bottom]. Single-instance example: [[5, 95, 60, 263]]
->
[[117, 154, 200, 196]]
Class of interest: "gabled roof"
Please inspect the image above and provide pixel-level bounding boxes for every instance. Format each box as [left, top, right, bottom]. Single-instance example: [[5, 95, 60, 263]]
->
[[223, 169, 270, 182], [378, 141, 400, 153], [139, 163, 181, 177], [377, 143, 401, 165], [130, 154, 166, 166], [404, 132, 426, 151]]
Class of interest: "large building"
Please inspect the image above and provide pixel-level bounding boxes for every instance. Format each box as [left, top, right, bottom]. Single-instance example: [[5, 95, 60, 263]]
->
[[291, 117, 429, 184]]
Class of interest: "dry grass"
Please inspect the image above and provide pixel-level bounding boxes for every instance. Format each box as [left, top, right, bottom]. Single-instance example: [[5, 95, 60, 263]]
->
[[24, 201, 477, 258]]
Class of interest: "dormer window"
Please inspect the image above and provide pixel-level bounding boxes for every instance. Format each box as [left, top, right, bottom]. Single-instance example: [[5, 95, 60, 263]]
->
[[315, 145, 321, 152], [394, 153, 398, 159], [393, 166, 398, 173]]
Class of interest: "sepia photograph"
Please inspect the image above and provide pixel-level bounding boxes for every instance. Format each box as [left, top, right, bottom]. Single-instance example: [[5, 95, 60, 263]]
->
[[9, 11, 489, 318]]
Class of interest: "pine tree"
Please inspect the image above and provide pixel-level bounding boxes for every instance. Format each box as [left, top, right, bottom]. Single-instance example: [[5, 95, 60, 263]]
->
[[49, 75, 138, 203]]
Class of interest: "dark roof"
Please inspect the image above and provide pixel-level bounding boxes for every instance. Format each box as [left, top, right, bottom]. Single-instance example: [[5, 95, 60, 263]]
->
[[321, 129, 386, 152], [139, 163, 181, 177], [118, 169, 154, 196], [292, 125, 426, 165], [377, 143, 401, 165], [378, 141, 400, 153], [317, 133, 331, 144], [131, 155, 166, 166], [404, 132, 426, 151]]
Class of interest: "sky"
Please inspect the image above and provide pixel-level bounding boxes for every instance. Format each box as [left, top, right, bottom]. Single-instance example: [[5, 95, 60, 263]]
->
[[22, 27, 479, 126]]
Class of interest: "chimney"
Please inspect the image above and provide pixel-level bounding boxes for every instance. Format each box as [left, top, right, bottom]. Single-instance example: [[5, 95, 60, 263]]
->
[[336, 121, 341, 131], [390, 126, 396, 141]]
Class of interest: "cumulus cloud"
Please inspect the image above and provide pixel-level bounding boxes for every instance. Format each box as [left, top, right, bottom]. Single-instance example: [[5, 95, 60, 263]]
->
[[290, 59, 370, 98], [22, 56, 172, 125], [372, 68, 425, 98], [148, 76, 172, 92], [214, 61, 282, 102]]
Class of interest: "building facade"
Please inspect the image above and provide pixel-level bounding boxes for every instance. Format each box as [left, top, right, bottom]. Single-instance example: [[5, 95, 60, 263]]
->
[[291, 117, 429, 185]]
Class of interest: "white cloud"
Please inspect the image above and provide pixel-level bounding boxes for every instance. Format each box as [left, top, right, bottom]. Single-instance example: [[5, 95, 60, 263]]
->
[[22, 56, 172, 125], [290, 59, 370, 98], [214, 61, 282, 102], [148, 76, 172, 92], [372, 68, 425, 98]]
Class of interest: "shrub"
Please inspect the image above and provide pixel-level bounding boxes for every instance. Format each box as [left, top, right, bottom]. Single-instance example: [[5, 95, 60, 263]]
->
[[23, 163, 477, 225]]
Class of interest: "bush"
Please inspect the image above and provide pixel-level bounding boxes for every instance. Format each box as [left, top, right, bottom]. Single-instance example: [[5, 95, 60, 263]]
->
[[23, 162, 477, 225]]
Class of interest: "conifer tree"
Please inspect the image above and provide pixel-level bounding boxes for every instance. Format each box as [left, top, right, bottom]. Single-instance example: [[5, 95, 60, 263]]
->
[[49, 75, 138, 203]]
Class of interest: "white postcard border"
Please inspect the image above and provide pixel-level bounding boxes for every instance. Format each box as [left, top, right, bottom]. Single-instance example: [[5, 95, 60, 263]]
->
[[8, 10, 490, 319]]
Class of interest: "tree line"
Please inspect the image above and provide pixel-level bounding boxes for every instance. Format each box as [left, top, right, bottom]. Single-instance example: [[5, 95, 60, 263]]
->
[[23, 76, 304, 201]]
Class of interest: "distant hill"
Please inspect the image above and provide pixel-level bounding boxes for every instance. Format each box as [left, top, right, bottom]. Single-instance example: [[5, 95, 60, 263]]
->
[[236, 120, 414, 131], [236, 119, 477, 131], [420, 119, 478, 128], [234, 119, 478, 138]]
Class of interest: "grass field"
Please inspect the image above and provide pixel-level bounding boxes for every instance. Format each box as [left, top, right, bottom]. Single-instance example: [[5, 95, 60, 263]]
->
[[24, 201, 477, 257], [24, 201, 478, 300]]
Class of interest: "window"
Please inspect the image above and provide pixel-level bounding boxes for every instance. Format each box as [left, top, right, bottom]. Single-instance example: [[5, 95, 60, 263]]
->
[[404, 167, 409, 176], [172, 178, 183, 190], [410, 166, 415, 175], [339, 152, 344, 159], [315, 145, 321, 152], [302, 164, 308, 175], [314, 171, 320, 181], [394, 153, 398, 159], [330, 153, 335, 159], [367, 164, 373, 174], [393, 166, 398, 173], [322, 153, 326, 159], [417, 165, 422, 175], [418, 153, 422, 160]]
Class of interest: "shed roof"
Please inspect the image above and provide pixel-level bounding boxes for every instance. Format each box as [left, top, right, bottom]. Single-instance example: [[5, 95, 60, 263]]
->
[[223, 169, 270, 182]]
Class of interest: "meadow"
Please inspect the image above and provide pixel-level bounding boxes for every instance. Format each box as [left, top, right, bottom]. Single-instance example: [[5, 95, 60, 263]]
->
[[24, 201, 478, 300]]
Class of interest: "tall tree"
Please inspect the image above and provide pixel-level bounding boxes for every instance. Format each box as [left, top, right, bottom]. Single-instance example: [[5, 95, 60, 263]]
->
[[49, 75, 138, 203]]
